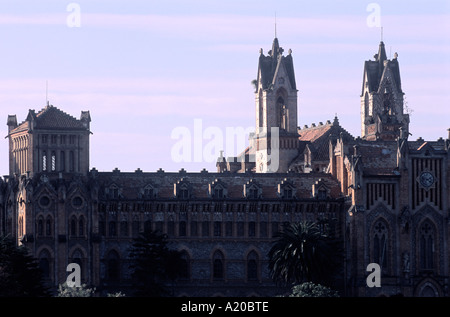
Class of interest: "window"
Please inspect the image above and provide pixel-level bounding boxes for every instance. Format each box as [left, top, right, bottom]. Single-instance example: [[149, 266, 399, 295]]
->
[[37, 217, 44, 236], [71, 216, 77, 236], [247, 251, 258, 281], [69, 135, 76, 144], [318, 189, 327, 200], [373, 220, 388, 269], [237, 221, 245, 237], [214, 222, 222, 237], [179, 251, 190, 280], [283, 187, 293, 199], [69, 151, 74, 172], [60, 151, 65, 171], [248, 222, 256, 237], [45, 217, 52, 236], [179, 221, 187, 236], [51, 135, 57, 144], [191, 221, 198, 237], [420, 221, 435, 270], [248, 187, 258, 199], [202, 221, 210, 237], [38, 250, 51, 279], [107, 251, 120, 281], [42, 151, 47, 171], [179, 187, 189, 199], [214, 187, 224, 199], [213, 251, 224, 280], [225, 221, 233, 237], [260, 221, 267, 237], [78, 217, 85, 236], [109, 221, 117, 237], [120, 221, 128, 237], [144, 220, 152, 233], [272, 221, 279, 237], [51, 151, 56, 171], [60, 135, 66, 144], [132, 220, 140, 237], [42, 134, 48, 144], [167, 217, 175, 236]]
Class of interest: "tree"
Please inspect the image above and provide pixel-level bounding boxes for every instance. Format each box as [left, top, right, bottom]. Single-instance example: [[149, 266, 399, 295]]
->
[[0, 235, 50, 296], [268, 221, 342, 287], [128, 230, 183, 296], [56, 283, 95, 297], [288, 282, 339, 297]]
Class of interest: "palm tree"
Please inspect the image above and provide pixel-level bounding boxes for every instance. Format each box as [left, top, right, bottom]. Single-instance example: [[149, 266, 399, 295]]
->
[[268, 221, 342, 287]]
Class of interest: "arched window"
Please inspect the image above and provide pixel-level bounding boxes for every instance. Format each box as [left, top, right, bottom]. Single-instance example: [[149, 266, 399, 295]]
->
[[179, 251, 190, 280], [167, 216, 175, 236], [70, 216, 77, 236], [179, 221, 187, 237], [60, 151, 66, 171], [364, 92, 370, 117], [78, 216, 85, 236], [69, 151, 74, 172], [37, 217, 44, 236], [144, 220, 152, 233], [109, 221, 117, 237], [247, 251, 259, 281], [420, 221, 435, 270], [212, 251, 224, 280], [372, 220, 388, 269], [42, 151, 47, 171], [277, 97, 287, 130], [107, 251, 120, 281], [51, 151, 56, 171], [120, 220, 128, 237], [39, 249, 51, 279], [45, 216, 52, 236], [71, 249, 83, 279]]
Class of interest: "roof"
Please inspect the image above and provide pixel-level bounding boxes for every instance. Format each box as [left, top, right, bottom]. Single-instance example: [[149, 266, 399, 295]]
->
[[9, 105, 89, 134], [257, 37, 296, 90], [290, 117, 354, 164], [361, 41, 402, 96]]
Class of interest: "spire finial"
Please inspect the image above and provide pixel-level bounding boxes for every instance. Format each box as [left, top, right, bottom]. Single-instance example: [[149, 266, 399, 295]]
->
[[381, 26, 383, 42], [275, 11, 277, 38]]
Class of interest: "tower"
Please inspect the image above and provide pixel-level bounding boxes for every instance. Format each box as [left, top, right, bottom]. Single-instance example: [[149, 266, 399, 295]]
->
[[7, 104, 91, 177], [251, 37, 299, 173], [361, 41, 409, 141]]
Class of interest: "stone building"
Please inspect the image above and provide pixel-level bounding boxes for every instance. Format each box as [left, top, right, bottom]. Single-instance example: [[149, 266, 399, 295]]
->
[[0, 36, 449, 297]]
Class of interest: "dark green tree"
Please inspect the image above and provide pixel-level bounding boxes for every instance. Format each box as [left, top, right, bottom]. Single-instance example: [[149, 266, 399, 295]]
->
[[128, 230, 183, 297], [0, 235, 50, 297], [268, 221, 342, 287]]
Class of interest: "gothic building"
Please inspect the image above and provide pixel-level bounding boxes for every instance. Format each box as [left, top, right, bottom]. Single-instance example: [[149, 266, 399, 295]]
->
[[0, 36, 449, 297]]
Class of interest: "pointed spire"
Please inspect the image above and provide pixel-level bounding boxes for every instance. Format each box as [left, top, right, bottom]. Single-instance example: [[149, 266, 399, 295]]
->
[[377, 41, 387, 63], [271, 37, 280, 58]]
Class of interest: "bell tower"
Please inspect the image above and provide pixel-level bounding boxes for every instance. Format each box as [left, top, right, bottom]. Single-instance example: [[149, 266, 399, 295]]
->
[[251, 37, 299, 173], [361, 41, 409, 141]]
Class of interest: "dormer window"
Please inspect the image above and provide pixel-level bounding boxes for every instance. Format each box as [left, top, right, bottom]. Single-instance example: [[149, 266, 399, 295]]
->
[[312, 179, 329, 200], [108, 184, 120, 199], [318, 189, 327, 200], [244, 180, 261, 199], [278, 178, 295, 199], [209, 179, 227, 199], [179, 185, 189, 199], [175, 178, 191, 200], [248, 187, 258, 199], [142, 184, 156, 199]]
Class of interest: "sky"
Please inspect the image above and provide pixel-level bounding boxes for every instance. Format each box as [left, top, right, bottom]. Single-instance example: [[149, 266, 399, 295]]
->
[[0, 0, 449, 176]]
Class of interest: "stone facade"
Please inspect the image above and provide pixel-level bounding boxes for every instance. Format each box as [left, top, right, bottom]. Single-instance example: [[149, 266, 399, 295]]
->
[[0, 37, 449, 297]]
